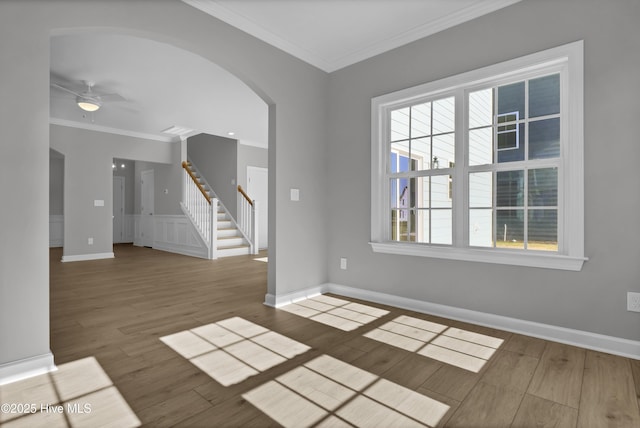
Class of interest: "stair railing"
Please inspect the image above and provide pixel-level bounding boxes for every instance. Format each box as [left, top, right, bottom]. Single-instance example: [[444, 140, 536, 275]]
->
[[182, 161, 217, 259], [237, 185, 258, 254]]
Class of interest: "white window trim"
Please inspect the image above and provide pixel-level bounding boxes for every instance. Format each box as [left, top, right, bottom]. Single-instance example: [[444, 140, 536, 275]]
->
[[371, 41, 586, 271]]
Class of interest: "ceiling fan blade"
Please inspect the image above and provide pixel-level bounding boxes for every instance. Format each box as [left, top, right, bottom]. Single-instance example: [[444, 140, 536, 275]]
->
[[50, 82, 82, 97], [101, 93, 127, 103]]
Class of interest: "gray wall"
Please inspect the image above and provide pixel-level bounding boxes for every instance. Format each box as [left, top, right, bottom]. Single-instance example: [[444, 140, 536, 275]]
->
[[0, 0, 328, 370], [237, 143, 268, 192], [50, 125, 176, 258], [49, 150, 64, 215], [327, 0, 640, 342], [187, 133, 238, 218], [134, 147, 183, 217]]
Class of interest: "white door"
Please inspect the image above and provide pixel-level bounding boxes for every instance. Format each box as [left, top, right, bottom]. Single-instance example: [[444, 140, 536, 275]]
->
[[113, 176, 125, 244], [247, 166, 268, 249], [141, 170, 154, 247]]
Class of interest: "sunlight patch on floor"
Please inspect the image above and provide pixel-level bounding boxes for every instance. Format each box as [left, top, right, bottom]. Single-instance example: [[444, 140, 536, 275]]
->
[[243, 354, 449, 428], [279, 295, 389, 331], [254, 257, 268, 263], [364, 315, 503, 373], [0, 357, 140, 427], [160, 317, 310, 386]]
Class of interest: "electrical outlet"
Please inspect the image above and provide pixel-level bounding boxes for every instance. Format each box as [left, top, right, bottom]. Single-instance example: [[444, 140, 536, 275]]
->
[[340, 258, 347, 270], [628, 292, 640, 312], [88, 237, 94, 245]]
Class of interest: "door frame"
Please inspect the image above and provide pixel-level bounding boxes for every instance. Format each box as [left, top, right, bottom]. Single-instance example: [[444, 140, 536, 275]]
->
[[141, 169, 154, 247], [113, 175, 125, 244]]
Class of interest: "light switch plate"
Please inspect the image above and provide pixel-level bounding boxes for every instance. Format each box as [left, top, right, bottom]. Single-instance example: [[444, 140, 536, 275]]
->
[[290, 188, 300, 201]]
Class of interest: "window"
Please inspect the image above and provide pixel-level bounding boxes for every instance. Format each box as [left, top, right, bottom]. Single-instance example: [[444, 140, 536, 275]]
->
[[371, 41, 585, 271]]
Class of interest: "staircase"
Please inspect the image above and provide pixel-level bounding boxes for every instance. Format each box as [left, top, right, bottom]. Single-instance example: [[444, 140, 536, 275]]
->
[[182, 160, 251, 258]]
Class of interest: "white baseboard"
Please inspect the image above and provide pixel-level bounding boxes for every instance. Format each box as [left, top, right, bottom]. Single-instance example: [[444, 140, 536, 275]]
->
[[264, 285, 329, 308], [273, 282, 640, 360], [61, 252, 115, 262], [0, 352, 56, 386]]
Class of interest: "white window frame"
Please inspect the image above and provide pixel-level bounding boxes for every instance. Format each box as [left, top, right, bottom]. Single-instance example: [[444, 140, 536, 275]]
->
[[370, 41, 585, 271]]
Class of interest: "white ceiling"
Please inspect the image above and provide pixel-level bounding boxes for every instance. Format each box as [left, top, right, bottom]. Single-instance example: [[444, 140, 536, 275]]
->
[[50, 1, 519, 146], [50, 33, 269, 146], [184, 0, 520, 72]]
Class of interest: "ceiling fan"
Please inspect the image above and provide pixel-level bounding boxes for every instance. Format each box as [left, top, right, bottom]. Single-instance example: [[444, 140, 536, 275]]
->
[[50, 79, 126, 112]]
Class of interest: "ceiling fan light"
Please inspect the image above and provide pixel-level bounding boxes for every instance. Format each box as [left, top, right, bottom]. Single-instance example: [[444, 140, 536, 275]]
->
[[76, 96, 101, 112]]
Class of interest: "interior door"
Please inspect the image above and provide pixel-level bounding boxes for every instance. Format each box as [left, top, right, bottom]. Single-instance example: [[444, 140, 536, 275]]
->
[[247, 166, 268, 249], [141, 169, 154, 247], [113, 176, 125, 244]]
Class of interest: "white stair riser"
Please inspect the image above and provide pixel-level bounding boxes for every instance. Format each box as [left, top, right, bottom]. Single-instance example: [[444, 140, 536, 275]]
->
[[218, 229, 240, 238], [218, 246, 250, 258], [218, 237, 245, 248]]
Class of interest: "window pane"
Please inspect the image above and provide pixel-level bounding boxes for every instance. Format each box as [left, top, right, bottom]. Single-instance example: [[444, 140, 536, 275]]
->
[[431, 209, 452, 245], [529, 118, 560, 159], [415, 177, 428, 209], [390, 141, 410, 172], [498, 81, 525, 119], [496, 170, 524, 207], [411, 103, 431, 138], [415, 209, 430, 243], [391, 108, 410, 142], [469, 128, 493, 166], [408, 210, 416, 242], [432, 133, 455, 169], [470, 209, 493, 247], [432, 97, 455, 134], [390, 209, 408, 241], [497, 123, 518, 150], [495, 210, 524, 249], [469, 88, 493, 128], [431, 175, 452, 208], [497, 124, 525, 163], [390, 178, 409, 209], [469, 172, 493, 208], [529, 168, 558, 207], [528, 209, 558, 251], [529, 74, 560, 118], [411, 137, 431, 171]]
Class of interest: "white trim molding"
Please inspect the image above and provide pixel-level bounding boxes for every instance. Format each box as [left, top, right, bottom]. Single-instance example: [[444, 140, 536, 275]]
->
[[0, 352, 56, 386], [61, 252, 115, 262], [264, 285, 329, 308], [271, 283, 640, 360], [370, 242, 587, 271]]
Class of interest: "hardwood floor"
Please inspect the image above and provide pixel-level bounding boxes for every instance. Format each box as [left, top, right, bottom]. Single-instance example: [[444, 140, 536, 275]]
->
[[5, 244, 640, 427]]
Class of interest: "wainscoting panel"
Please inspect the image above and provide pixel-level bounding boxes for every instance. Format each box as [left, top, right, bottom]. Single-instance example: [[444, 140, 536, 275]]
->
[[152, 215, 208, 259]]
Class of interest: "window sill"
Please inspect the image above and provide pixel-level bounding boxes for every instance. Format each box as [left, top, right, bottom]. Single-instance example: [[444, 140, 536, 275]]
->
[[369, 242, 586, 271]]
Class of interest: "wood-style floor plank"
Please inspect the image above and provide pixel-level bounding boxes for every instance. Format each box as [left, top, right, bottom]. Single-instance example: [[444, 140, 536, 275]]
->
[[29, 245, 640, 427], [577, 351, 640, 427], [446, 381, 524, 427], [512, 394, 578, 428], [528, 342, 586, 408]]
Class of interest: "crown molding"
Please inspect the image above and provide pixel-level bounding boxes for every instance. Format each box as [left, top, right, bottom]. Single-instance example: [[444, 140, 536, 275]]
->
[[49, 117, 178, 143], [183, 0, 521, 73]]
